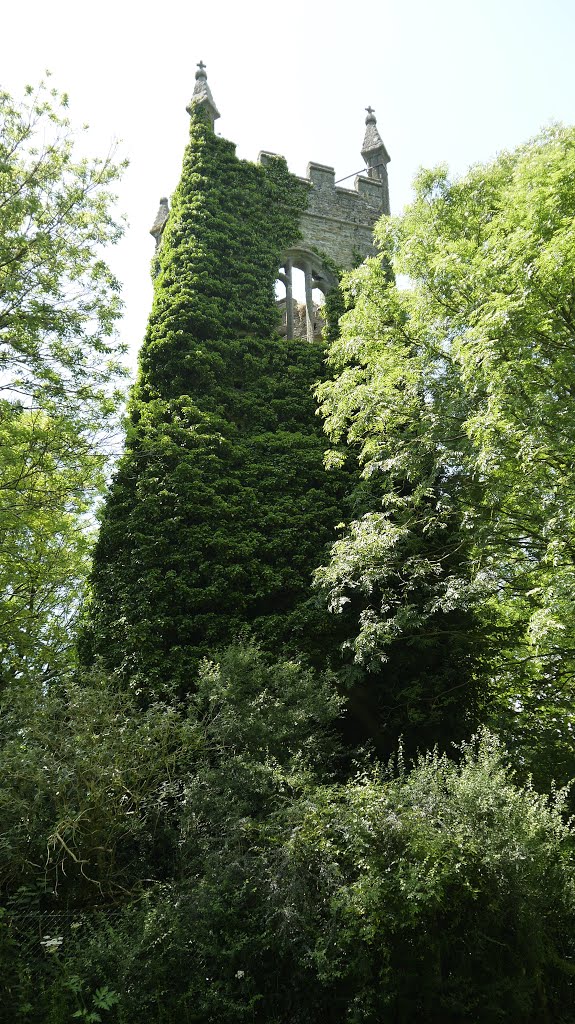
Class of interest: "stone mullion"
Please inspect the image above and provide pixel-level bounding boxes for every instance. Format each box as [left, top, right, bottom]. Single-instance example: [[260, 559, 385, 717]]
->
[[285, 259, 294, 340], [304, 261, 314, 343]]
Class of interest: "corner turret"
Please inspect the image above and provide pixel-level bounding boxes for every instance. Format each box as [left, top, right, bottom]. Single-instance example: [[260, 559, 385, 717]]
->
[[361, 107, 390, 214], [186, 61, 220, 127], [150, 197, 169, 249]]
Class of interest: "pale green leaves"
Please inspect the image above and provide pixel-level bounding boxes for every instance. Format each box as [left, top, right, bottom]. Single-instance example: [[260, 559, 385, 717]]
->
[[316, 123, 575, 768], [0, 81, 127, 685]]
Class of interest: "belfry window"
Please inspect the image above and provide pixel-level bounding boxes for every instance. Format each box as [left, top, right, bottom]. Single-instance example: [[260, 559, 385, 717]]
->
[[277, 251, 333, 341]]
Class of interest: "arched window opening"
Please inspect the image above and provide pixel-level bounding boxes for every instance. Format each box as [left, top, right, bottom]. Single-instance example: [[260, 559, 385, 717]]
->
[[277, 251, 335, 341], [275, 276, 287, 336], [291, 266, 306, 302]]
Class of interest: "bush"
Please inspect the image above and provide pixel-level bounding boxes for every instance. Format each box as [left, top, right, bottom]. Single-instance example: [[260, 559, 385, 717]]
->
[[278, 731, 575, 1022]]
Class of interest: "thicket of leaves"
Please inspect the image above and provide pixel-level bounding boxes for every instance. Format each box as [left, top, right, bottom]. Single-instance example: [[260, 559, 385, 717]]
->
[[3, 687, 574, 1022], [316, 124, 575, 784], [0, 644, 344, 1021]]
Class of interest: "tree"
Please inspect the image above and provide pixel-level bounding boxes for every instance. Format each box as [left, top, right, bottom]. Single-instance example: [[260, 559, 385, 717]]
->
[[85, 103, 352, 701], [0, 78, 126, 684], [316, 125, 575, 780], [315, 257, 491, 756]]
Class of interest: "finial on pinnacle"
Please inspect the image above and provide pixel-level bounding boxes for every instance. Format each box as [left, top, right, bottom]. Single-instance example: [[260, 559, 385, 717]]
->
[[361, 102, 391, 196], [187, 60, 220, 125], [362, 104, 388, 156]]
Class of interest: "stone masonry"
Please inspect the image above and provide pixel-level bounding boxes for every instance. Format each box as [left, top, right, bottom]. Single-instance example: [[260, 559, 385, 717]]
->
[[260, 105, 390, 340], [259, 155, 387, 272]]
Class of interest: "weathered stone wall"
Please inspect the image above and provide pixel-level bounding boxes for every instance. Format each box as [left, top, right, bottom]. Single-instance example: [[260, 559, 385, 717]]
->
[[259, 154, 385, 271], [299, 162, 384, 269], [277, 297, 325, 340]]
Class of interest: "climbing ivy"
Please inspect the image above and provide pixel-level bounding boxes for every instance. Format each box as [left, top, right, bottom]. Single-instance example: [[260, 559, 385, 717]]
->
[[322, 279, 346, 344], [85, 106, 352, 699]]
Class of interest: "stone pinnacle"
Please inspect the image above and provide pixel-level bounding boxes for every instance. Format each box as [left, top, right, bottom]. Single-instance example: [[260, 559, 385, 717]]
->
[[361, 105, 390, 163], [186, 61, 221, 124]]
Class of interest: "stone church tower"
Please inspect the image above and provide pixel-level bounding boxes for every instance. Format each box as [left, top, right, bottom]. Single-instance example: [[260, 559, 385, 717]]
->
[[151, 63, 391, 343], [90, 63, 392, 696]]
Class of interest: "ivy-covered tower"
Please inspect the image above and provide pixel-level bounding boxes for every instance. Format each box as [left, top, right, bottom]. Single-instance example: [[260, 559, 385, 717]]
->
[[85, 67, 389, 701]]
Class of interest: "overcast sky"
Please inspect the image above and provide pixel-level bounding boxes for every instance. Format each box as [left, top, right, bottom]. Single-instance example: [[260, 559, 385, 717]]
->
[[3, 0, 575, 370]]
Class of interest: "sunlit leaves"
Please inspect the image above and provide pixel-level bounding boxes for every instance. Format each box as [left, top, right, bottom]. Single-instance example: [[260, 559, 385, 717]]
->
[[0, 81, 127, 683], [315, 124, 575, 777]]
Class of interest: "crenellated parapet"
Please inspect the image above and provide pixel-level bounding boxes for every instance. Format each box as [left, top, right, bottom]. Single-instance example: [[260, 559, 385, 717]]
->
[[298, 160, 385, 269], [272, 104, 390, 275], [261, 152, 389, 340], [258, 154, 386, 271]]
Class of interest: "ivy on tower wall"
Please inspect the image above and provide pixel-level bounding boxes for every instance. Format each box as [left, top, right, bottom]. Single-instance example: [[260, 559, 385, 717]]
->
[[84, 106, 352, 700]]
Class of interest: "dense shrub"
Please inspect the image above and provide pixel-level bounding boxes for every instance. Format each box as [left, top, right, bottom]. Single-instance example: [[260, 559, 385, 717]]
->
[[4, 706, 574, 1023]]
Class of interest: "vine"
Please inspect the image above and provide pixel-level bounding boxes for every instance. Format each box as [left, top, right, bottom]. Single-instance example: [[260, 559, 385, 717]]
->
[[85, 106, 353, 700]]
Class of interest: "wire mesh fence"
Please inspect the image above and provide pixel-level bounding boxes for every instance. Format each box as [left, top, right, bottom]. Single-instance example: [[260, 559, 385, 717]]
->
[[1, 906, 127, 1023], [6, 905, 121, 949]]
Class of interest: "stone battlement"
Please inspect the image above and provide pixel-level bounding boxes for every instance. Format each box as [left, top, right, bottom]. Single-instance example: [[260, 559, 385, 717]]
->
[[259, 154, 386, 270]]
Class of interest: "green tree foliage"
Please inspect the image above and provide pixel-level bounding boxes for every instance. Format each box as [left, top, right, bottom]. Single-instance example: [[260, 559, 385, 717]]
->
[[85, 106, 351, 700], [316, 125, 575, 779], [0, 78, 126, 684], [277, 733, 575, 1023], [316, 259, 489, 756], [398, 130, 575, 788]]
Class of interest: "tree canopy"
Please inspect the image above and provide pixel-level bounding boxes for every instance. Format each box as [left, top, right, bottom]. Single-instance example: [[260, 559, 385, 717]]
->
[[0, 78, 126, 684], [316, 124, 575, 781]]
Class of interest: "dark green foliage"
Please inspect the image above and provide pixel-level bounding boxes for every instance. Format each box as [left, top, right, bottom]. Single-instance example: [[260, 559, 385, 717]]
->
[[4, 705, 574, 1023], [85, 107, 351, 698], [320, 254, 347, 345], [87, 336, 352, 699], [0, 645, 341, 904], [322, 281, 346, 344], [0, 644, 343, 1023]]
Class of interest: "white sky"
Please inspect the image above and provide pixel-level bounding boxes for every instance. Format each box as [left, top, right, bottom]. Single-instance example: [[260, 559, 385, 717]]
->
[[3, 0, 575, 371]]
